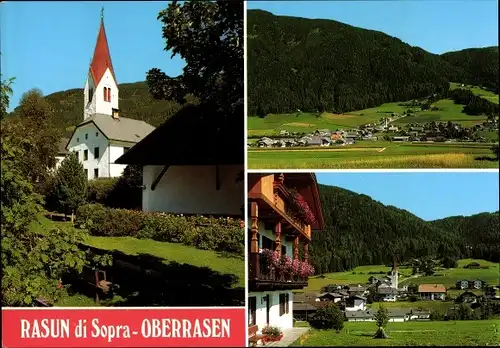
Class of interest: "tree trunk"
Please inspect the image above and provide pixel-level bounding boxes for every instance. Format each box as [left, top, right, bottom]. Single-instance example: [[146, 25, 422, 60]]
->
[[71, 211, 74, 224], [373, 327, 389, 339]]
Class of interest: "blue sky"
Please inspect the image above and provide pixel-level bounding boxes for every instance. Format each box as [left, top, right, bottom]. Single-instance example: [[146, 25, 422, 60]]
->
[[316, 172, 499, 221], [248, 1, 498, 54], [1, 1, 185, 111]]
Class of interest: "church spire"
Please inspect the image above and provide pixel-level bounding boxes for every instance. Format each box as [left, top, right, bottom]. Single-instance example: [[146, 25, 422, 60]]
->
[[89, 9, 116, 86]]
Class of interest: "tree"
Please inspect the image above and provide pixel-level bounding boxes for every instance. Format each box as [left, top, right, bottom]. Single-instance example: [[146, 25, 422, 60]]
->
[[1, 75, 15, 120], [373, 305, 390, 339], [146, 0, 243, 115], [1, 135, 88, 306], [442, 256, 458, 269], [53, 152, 87, 221], [107, 164, 143, 209], [309, 303, 344, 331], [3, 89, 61, 193], [491, 144, 499, 160]]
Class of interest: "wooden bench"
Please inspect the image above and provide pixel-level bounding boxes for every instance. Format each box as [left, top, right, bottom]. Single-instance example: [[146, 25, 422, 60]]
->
[[248, 325, 263, 346]]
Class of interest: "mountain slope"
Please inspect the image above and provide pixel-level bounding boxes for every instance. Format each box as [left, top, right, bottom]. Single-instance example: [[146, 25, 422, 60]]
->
[[311, 184, 499, 274], [9, 82, 195, 137], [441, 47, 499, 92], [247, 9, 497, 116]]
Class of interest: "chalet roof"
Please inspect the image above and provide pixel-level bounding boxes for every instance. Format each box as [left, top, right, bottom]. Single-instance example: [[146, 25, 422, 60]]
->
[[89, 17, 116, 85], [418, 284, 446, 293], [74, 114, 155, 144], [378, 287, 398, 294], [317, 292, 343, 298], [348, 286, 367, 292], [57, 138, 69, 155], [115, 104, 243, 166]]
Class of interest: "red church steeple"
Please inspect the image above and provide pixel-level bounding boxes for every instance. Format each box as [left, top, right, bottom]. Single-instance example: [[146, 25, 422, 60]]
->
[[89, 8, 116, 86]]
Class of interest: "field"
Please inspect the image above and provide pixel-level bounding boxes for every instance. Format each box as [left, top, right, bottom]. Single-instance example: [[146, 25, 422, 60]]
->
[[291, 320, 500, 346], [248, 141, 498, 169]]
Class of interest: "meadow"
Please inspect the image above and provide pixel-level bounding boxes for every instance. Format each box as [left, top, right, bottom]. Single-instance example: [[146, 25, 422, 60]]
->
[[450, 82, 500, 104], [304, 259, 500, 293], [291, 320, 500, 346], [247, 141, 498, 169]]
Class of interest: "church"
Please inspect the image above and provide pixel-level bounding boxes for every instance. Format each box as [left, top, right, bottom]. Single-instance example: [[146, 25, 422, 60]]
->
[[65, 11, 155, 180]]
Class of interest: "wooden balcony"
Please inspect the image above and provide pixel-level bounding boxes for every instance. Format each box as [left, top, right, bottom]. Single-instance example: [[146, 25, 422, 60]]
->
[[248, 253, 308, 291]]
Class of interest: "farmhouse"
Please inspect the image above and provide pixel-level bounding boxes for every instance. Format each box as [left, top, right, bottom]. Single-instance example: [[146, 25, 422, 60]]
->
[[418, 284, 446, 301], [247, 173, 324, 335], [316, 292, 343, 303], [348, 286, 368, 296], [392, 136, 410, 142], [377, 287, 398, 302], [345, 295, 367, 312], [55, 138, 69, 170], [456, 291, 480, 304], [116, 104, 244, 216], [66, 14, 155, 180]]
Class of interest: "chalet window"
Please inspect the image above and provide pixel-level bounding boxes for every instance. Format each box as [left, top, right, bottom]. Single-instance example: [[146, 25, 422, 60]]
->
[[84, 169, 88, 178], [248, 297, 256, 326], [84, 150, 88, 161], [96, 132, 99, 137], [94, 147, 100, 159], [85, 133, 88, 140], [77, 137, 79, 142], [279, 293, 288, 316], [94, 168, 99, 179], [262, 236, 274, 250], [75, 151, 79, 160]]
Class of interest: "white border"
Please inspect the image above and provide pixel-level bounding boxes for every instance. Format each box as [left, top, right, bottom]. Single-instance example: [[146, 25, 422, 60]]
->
[[243, 0, 249, 344]]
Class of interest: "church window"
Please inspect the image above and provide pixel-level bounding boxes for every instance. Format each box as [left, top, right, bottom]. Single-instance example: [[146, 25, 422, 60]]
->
[[103, 87, 111, 102], [107, 87, 111, 102]]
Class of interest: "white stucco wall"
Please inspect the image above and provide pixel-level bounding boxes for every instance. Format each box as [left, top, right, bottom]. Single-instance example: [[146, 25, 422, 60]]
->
[[248, 291, 294, 331], [109, 145, 127, 177], [67, 123, 110, 180], [84, 68, 119, 119], [142, 165, 244, 215], [345, 300, 366, 312], [381, 294, 397, 302]]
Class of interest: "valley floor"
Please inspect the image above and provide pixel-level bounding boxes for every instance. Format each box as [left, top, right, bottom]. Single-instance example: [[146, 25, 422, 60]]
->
[[291, 320, 500, 346]]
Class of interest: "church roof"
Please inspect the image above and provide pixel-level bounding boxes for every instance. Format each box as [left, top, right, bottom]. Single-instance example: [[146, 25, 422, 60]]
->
[[89, 17, 116, 85], [74, 114, 155, 144]]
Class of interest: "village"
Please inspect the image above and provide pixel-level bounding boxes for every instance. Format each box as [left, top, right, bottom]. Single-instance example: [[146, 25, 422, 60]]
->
[[250, 112, 498, 149], [292, 260, 500, 324]]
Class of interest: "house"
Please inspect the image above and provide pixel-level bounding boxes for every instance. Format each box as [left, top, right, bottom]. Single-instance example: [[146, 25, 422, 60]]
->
[[456, 291, 479, 304], [307, 136, 330, 147], [388, 126, 399, 132], [257, 137, 275, 148], [407, 309, 430, 321], [471, 280, 483, 289], [66, 14, 155, 180], [315, 129, 332, 137], [316, 292, 343, 303], [279, 130, 289, 136], [115, 104, 243, 216], [378, 287, 398, 302], [345, 310, 375, 322], [346, 309, 409, 322], [247, 173, 325, 334], [55, 138, 69, 170], [457, 280, 469, 290], [345, 295, 367, 312], [343, 131, 358, 139], [348, 286, 368, 296], [392, 136, 410, 142], [418, 284, 446, 300]]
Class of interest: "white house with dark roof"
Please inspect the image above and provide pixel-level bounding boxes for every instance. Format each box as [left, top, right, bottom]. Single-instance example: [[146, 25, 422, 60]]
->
[[66, 12, 155, 180]]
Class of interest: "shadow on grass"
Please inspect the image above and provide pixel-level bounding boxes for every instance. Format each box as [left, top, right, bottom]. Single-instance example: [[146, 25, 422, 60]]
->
[[66, 246, 244, 307], [474, 156, 498, 162]]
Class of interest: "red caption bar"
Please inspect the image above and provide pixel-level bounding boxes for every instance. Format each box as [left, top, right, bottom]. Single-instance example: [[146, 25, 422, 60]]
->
[[2, 307, 246, 347]]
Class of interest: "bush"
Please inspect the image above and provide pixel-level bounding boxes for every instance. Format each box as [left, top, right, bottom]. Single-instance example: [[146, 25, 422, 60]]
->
[[87, 178, 117, 204], [309, 303, 344, 331], [430, 309, 443, 321], [261, 325, 281, 337], [76, 204, 244, 254]]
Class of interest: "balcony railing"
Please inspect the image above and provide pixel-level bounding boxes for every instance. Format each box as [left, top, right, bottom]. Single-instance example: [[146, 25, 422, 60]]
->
[[248, 252, 308, 290]]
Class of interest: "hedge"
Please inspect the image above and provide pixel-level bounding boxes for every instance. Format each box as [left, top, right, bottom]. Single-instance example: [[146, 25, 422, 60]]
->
[[76, 204, 244, 255]]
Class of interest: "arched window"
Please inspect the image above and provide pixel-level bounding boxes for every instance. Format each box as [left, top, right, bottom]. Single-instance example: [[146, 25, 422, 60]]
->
[[103, 87, 111, 102], [107, 87, 111, 102]]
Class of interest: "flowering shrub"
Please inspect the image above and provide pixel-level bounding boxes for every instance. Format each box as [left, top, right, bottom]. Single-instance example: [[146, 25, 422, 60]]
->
[[279, 255, 293, 275], [291, 258, 301, 275], [261, 249, 280, 269], [75, 204, 244, 254], [299, 261, 315, 277], [288, 188, 316, 225]]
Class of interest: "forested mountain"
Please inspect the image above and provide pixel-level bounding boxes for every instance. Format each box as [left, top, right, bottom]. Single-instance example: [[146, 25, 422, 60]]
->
[[8, 82, 195, 137], [311, 184, 500, 274], [442, 47, 499, 92], [247, 9, 498, 115]]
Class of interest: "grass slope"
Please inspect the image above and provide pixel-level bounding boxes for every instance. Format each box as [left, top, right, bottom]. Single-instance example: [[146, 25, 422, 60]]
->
[[292, 320, 500, 346]]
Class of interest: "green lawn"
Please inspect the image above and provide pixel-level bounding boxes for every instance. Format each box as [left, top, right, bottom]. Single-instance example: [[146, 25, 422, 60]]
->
[[291, 320, 500, 346], [248, 141, 498, 169], [368, 301, 453, 313], [84, 236, 244, 288]]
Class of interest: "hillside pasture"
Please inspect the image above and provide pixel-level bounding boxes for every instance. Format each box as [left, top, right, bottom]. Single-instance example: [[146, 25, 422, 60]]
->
[[291, 320, 500, 346], [450, 82, 499, 104]]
